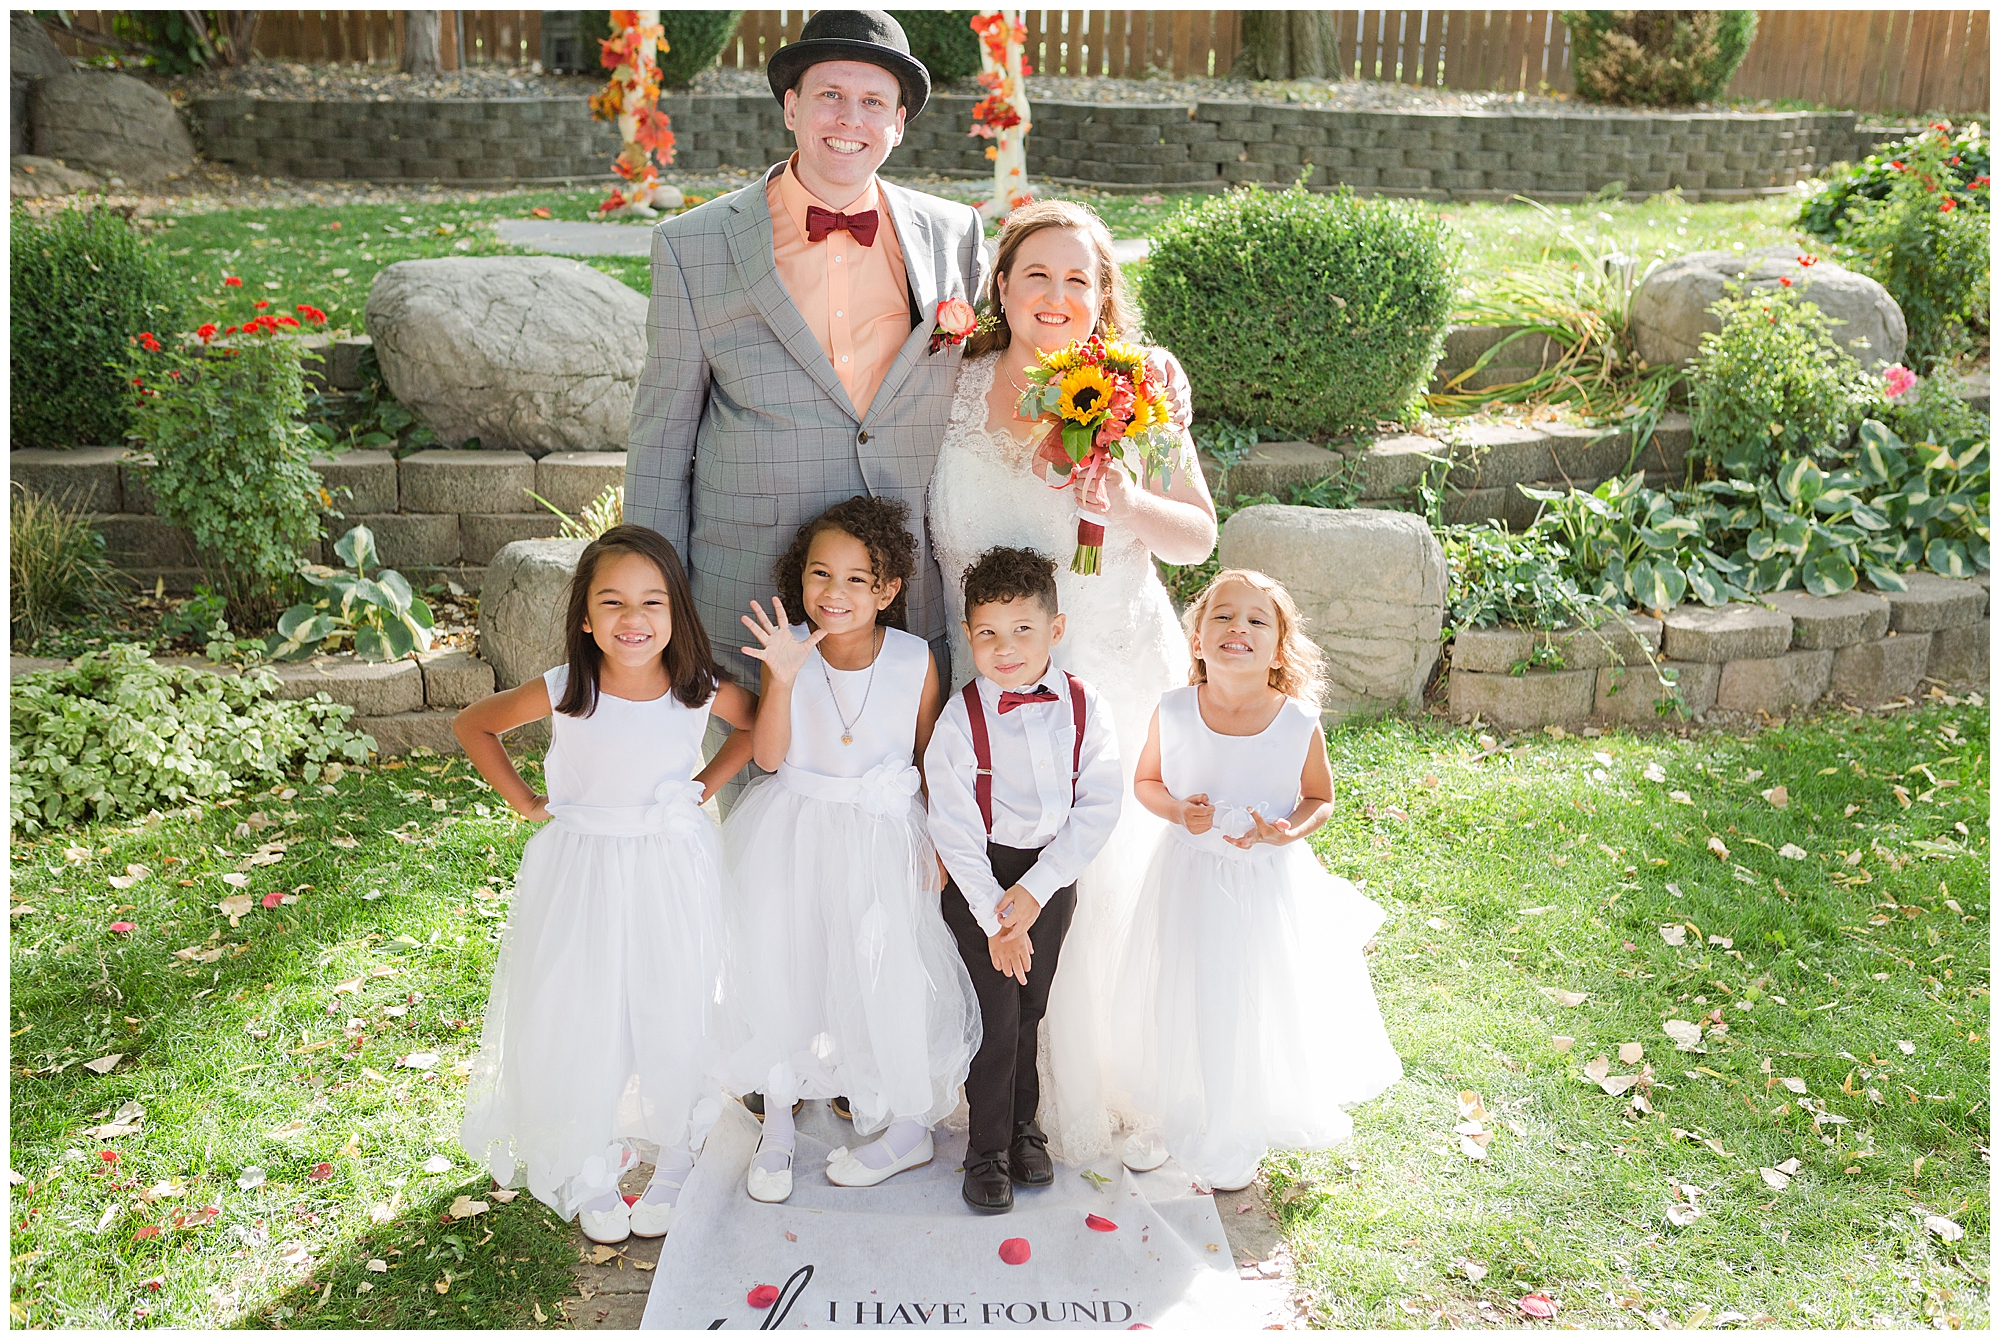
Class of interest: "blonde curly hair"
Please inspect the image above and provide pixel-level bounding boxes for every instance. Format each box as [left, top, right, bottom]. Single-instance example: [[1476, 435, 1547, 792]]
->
[[1181, 568, 1325, 707]]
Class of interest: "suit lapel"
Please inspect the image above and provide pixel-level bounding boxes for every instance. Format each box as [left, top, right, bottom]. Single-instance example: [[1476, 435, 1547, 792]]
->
[[724, 170, 858, 422], [865, 181, 946, 427]]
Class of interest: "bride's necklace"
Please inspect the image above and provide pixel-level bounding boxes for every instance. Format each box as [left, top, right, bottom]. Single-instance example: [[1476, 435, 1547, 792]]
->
[[820, 626, 884, 746]]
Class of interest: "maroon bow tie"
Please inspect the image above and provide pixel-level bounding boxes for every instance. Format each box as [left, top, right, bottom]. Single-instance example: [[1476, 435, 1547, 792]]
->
[[997, 686, 1059, 714], [805, 205, 880, 247]]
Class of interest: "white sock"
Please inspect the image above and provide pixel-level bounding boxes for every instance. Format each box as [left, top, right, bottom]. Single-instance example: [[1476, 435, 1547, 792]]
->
[[642, 1146, 695, 1207], [850, 1118, 928, 1171], [580, 1186, 623, 1215], [753, 1064, 797, 1175]]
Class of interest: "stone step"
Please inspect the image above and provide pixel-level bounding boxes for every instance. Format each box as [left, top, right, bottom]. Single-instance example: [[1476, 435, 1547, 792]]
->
[[1197, 440, 1348, 500], [535, 450, 627, 516]]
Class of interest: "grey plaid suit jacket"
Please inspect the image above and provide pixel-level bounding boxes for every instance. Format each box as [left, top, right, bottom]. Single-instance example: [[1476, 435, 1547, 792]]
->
[[624, 163, 987, 686]]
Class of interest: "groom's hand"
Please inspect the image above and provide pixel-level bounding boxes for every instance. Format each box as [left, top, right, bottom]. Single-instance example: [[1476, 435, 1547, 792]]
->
[[996, 884, 1041, 937], [989, 928, 1033, 986]]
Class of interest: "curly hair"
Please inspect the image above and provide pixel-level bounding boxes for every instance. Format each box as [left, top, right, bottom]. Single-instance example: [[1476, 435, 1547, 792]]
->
[[557, 525, 727, 717], [960, 545, 1059, 617], [774, 495, 917, 631], [964, 199, 1144, 359], [1181, 568, 1326, 707]]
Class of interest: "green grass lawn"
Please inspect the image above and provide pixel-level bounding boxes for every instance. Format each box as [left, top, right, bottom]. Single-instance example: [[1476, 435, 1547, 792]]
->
[[141, 178, 1814, 331], [9, 702, 1986, 1328]]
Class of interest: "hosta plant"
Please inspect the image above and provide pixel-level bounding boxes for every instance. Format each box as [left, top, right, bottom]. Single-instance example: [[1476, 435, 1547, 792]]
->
[[1522, 473, 1749, 611], [1702, 457, 1907, 596], [268, 525, 435, 662], [1849, 420, 1990, 578]]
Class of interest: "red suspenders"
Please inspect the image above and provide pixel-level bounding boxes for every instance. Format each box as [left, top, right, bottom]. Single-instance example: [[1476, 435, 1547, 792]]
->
[[961, 673, 1088, 835]]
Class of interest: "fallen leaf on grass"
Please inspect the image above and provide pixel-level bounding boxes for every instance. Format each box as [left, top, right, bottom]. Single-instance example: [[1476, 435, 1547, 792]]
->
[[1668, 790, 1693, 805], [1665, 1202, 1702, 1227], [1663, 1020, 1704, 1051], [1538, 987, 1588, 1008], [1896, 1040, 1915, 1055], [1760, 785, 1789, 809], [1551, 1035, 1574, 1053], [1618, 1042, 1644, 1064], [1780, 1077, 1809, 1094], [447, 1195, 487, 1220], [329, 835, 360, 850], [82, 1054, 121, 1075], [1659, 924, 1687, 946], [1707, 836, 1730, 860], [401, 1052, 440, 1070], [1759, 1166, 1792, 1192], [489, 1188, 517, 1203], [1643, 763, 1666, 783], [1779, 843, 1808, 860], [1925, 1215, 1964, 1242], [1457, 1091, 1488, 1121], [434, 1275, 451, 1295], [1460, 1260, 1488, 1284], [237, 1166, 265, 1190], [420, 1154, 454, 1173], [588, 1244, 622, 1265], [278, 1241, 311, 1266], [534, 1302, 547, 1324], [308, 1162, 333, 1181], [267, 1120, 309, 1140], [217, 892, 253, 926], [1776, 1158, 1800, 1175], [86, 1100, 145, 1138], [530, 206, 552, 219]]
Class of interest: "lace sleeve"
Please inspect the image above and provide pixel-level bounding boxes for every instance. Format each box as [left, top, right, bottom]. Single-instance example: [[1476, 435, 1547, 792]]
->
[[948, 352, 998, 433]]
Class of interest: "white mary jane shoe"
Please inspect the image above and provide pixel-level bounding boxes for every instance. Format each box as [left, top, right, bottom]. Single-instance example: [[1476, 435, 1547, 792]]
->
[[577, 1199, 632, 1245], [824, 1130, 934, 1188], [746, 1143, 793, 1204], [1120, 1132, 1169, 1173], [628, 1187, 682, 1239]]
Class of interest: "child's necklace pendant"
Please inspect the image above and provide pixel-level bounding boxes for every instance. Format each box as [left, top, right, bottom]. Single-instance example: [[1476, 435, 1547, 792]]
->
[[841, 732, 854, 746]]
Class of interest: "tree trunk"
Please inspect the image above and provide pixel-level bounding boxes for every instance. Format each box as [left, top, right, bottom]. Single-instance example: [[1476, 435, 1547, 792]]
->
[[1235, 11, 1345, 82], [400, 10, 441, 75]]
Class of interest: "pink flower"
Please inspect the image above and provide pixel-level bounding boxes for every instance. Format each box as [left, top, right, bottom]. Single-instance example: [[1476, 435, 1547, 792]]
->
[[1883, 364, 1917, 400], [934, 297, 977, 338], [109, 921, 136, 934]]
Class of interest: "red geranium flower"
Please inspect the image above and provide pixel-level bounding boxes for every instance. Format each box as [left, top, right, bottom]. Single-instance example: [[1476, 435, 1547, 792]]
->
[[1888, 160, 1904, 171], [1940, 197, 1957, 212], [166, 370, 180, 380], [1779, 276, 1793, 286], [296, 304, 327, 325], [1797, 253, 1818, 267], [1971, 175, 1990, 189], [274, 315, 300, 328], [196, 322, 218, 342], [1950, 156, 1962, 166], [223, 276, 242, 287], [253, 299, 270, 310]]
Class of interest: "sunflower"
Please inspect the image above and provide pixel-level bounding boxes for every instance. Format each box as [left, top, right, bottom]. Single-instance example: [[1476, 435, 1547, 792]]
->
[[1056, 366, 1115, 425], [1126, 392, 1164, 434]]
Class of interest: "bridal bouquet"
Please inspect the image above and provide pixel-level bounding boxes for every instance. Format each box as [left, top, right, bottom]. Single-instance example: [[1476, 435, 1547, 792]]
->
[[1017, 333, 1181, 575]]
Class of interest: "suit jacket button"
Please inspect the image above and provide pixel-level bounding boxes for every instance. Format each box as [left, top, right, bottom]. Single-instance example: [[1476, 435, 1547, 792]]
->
[[858, 430, 870, 444]]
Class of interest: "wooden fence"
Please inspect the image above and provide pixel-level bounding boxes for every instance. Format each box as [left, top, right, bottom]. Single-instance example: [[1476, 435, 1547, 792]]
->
[[40, 10, 1994, 114]]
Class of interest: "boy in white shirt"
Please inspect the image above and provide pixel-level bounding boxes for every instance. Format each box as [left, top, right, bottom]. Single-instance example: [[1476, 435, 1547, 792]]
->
[[925, 547, 1122, 1213]]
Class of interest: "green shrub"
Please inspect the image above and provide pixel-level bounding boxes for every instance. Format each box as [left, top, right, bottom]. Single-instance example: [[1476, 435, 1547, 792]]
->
[[578, 10, 741, 88], [1442, 523, 1605, 632], [125, 313, 327, 623], [9, 486, 123, 647], [10, 205, 187, 450], [1686, 284, 1877, 479], [1798, 123, 1989, 241], [9, 642, 374, 833], [1883, 365, 1989, 449], [1143, 183, 1460, 437], [1835, 122, 1991, 373], [889, 10, 983, 85], [1561, 10, 1758, 106]]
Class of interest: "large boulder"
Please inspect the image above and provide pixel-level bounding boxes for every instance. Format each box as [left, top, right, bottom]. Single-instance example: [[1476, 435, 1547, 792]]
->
[[1631, 245, 1907, 371], [1217, 506, 1446, 722], [11, 154, 102, 200], [12, 13, 71, 156], [29, 70, 195, 186], [366, 258, 647, 454], [479, 538, 588, 689]]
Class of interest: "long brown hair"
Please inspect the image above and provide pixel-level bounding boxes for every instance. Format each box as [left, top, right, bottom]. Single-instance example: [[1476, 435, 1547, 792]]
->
[[1182, 568, 1327, 708], [964, 199, 1143, 359], [556, 525, 728, 717]]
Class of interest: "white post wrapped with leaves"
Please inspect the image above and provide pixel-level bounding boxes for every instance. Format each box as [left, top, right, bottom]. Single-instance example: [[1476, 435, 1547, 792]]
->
[[970, 10, 1032, 221], [271, 525, 436, 662]]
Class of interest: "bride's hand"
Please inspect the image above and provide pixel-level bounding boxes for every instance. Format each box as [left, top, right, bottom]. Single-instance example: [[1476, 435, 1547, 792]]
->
[[741, 597, 823, 687], [1092, 461, 1137, 518]]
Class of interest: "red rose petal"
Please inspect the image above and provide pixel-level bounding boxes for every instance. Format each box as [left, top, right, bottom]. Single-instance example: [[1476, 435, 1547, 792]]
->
[[998, 1237, 1031, 1265], [109, 922, 136, 934], [261, 892, 284, 909], [1085, 1213, 1118, 1232], [101, 1151, 119, 1163], [747, 1284, 781, 1308], [1519, 1293, 1557, 1320], [622, 1193, 639, 1206], [144, 1276, 163, 1290], [308, 1162, 332, 1181]]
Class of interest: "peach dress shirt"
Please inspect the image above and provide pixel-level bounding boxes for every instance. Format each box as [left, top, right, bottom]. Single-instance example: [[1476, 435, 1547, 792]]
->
[[767, 156, 913, 419]]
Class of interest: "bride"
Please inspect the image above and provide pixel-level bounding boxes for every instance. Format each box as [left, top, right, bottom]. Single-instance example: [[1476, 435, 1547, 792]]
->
[[928, 199, 1218, 1165]]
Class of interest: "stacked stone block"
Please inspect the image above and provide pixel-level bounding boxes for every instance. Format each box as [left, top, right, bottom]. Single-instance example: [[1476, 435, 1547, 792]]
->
[[192, 92, 1863, 201]]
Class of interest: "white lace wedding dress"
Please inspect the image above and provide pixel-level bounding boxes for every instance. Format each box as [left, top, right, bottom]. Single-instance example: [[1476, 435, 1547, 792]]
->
[[927, 349, 1196, 1165]]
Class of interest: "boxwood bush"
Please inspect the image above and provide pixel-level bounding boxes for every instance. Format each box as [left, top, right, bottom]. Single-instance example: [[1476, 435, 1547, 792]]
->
[[11, 205, 186, 450], [1561, 10, 1757, 107], [890, 10, 983, 85], [1142, 183, 1460, 437]]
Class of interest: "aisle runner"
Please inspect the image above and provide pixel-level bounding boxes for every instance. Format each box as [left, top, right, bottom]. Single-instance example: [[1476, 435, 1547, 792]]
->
[[640, 1102, 1289, 1330]]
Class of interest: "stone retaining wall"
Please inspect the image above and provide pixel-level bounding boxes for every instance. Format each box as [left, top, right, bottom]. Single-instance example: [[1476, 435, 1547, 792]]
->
[[1446, 574, 1990, 730], [10, 441, 627, 596], [194, 91, 1908, 201]]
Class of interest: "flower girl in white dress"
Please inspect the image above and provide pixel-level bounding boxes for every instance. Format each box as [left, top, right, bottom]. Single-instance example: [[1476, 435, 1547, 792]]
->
[[1110, 569, 1402, 1192], [719, 495, 980, 1203], [455, 526, 759, 1245]]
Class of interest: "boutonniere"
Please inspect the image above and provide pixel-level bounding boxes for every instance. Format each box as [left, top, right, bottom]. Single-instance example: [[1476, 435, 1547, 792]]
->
[[926, 297, 979, 355]]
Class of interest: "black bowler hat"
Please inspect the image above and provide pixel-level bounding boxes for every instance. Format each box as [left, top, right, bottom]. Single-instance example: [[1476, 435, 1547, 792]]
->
[[767, 10, 931, 118]]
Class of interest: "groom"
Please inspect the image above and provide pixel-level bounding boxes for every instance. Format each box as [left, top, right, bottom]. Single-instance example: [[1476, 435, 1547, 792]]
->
[[624, 9, 987, 690]]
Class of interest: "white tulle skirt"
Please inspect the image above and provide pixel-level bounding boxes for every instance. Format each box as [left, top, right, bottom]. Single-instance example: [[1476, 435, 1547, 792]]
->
[[460, 809, 726, 1219], [715, 766, 980, 1136], [1107, 834, 1403, 1190]]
